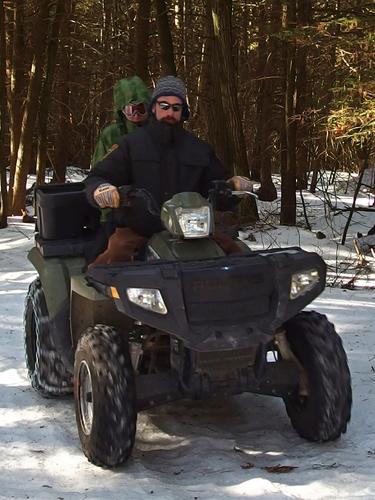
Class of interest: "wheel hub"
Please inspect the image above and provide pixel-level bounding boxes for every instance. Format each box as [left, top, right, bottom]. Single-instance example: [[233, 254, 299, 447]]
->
[[78, 360, 94, 435]]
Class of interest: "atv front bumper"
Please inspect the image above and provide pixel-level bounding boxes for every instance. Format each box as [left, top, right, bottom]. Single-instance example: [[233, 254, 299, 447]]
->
[[86, 248, 325, 351]]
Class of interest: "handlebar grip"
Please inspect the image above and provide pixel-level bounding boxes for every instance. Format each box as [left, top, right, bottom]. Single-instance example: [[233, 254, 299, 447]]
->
[[210, 179, 232, 191], [117, 185, 132, 206]]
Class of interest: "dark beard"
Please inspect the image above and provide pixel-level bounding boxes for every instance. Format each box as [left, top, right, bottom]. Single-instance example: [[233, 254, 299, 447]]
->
[[160, 117, 179, 125], [149, 119, 183, 145]]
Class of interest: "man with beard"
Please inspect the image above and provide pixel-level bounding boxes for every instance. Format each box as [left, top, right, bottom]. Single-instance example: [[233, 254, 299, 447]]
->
[[84, 76, 254, 265]]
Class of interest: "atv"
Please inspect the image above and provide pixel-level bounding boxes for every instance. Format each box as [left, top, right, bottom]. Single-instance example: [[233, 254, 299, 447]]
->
[[24, 181, 352, 467]]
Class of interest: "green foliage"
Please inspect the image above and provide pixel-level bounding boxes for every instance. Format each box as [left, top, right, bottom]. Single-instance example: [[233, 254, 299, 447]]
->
[[328, 92, 374, 145], [325, 14, 374, 150]]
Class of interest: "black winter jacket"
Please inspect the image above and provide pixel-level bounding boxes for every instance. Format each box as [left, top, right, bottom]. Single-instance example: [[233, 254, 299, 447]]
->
[[85, 119, 227, 207]]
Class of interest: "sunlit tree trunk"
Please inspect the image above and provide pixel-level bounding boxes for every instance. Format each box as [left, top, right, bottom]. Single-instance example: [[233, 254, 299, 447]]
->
[[12, 0, 50, 215], [0, 0, 8, 227], [7, 0, 27, 208]]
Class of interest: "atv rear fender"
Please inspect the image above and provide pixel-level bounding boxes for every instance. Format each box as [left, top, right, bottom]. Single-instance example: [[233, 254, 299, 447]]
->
[[27, 246, 86, 369]]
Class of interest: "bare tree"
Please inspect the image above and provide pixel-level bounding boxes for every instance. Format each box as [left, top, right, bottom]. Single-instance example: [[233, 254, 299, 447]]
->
[[280, 0, 297, 225], [210, 0, 258, 221], [12, 1, 50, 214], [251, 0, 279, 201], [155, 0, 177, 75], [53, 0, 76, 182], [6, 0, 27, 208], [0, 0, 8, 227], [201, 1, 232, 172], [134, 0, 151, 83], [36, 0, 66, 186]]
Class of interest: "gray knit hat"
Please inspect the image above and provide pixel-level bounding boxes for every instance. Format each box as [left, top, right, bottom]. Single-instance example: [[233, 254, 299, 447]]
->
[[151, 76, 187, 103]]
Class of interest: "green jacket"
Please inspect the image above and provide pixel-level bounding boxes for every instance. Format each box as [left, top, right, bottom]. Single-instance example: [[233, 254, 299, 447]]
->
[[91, 76, 150, 167]]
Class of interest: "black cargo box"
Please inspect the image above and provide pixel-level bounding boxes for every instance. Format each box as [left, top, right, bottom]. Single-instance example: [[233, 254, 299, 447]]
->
[[35, 182, 100, 240]]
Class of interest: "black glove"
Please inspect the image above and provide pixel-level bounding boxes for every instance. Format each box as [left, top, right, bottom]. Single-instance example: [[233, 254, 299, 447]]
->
[[114, 188, 162, 237]]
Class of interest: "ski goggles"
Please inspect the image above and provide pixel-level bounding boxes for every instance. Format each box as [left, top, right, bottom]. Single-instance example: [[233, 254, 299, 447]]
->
[[123, 102, 147, 117], [156, 101, 183, 112]]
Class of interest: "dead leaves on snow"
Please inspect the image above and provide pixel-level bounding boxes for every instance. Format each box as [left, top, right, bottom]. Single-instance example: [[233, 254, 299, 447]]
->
[[241, 462, 298, 473], [263, 464, 298, 473], [236, 446, 298, 474]]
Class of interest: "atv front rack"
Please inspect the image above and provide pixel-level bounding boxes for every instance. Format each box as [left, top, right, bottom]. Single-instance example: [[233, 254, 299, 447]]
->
[[86, 248, 325, 351]]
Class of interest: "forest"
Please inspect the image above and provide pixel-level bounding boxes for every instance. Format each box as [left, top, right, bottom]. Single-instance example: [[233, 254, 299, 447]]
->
[[0, 0, 374, 228]]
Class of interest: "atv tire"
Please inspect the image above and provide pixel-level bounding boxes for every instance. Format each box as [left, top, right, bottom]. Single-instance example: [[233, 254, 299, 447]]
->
[[283, 311, 352, 441], [24, 278, 73, 397], [74, 325, 137, 467]]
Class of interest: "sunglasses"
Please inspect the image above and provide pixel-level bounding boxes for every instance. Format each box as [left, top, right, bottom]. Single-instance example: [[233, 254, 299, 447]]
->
[[157, 101, 183, 112], [123, 102, 147, 117]]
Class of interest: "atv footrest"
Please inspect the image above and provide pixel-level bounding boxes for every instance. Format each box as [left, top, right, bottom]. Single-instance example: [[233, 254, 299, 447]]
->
[[136, 371, 183, 411]]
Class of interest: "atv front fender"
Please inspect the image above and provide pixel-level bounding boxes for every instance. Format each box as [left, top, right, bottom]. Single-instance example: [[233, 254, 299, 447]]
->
[[70, 274, 133, 347]]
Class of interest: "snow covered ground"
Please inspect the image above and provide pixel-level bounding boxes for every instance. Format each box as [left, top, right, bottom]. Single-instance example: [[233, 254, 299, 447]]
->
[[0, 169, 374, 499]]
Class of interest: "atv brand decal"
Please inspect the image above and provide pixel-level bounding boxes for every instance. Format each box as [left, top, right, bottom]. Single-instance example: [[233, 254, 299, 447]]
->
[[191, 274, 263, 292]]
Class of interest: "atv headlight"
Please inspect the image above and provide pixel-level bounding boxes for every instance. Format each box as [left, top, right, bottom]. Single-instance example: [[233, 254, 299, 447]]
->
[[290, 269, 320, 300], [127, 288, 167, 315], [175, 206, 211, 238], [161, 192, 213, 238]]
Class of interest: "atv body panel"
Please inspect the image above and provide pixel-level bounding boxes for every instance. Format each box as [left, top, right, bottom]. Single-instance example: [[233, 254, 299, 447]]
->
[[147, 230, 225, 260], [86, 249, 325, 351]]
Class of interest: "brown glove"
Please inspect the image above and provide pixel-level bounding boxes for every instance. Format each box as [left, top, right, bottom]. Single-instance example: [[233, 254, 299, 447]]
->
[[229, 176, 254, 192], [93, 183, 120, 208]]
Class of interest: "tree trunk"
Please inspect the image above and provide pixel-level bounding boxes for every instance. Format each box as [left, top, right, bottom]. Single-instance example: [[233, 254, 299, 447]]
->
[[7, 0, 27, 209], [280, 0, 297, 225], [210, 0, 258, 222], [210, 0, 249, 175], [0, 0, 8, 227], [201, 1, 232, 172], [154, 0, 177, 76], [36, 0, 66, 186], [295, 0, 312, 189], [54, 0, 76, 182], [251, 0, 279, 201], [97, 0, 115, 131], [12, 1, 50, 214], [134, 0, 151, 84], [341, 157, 366, 245]]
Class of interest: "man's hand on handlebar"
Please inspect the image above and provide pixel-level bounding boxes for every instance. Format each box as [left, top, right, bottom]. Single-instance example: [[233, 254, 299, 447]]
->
[[93, 183, 120, 208]]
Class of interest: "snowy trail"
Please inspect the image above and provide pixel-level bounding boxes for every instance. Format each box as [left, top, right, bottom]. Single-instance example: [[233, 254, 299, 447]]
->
[[1, 220, 375, 499]]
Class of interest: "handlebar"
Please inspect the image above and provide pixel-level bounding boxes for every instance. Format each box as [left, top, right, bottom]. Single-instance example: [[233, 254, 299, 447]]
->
[[208, 180, 259, 209], [231, 190, 258, 199], [116, 181, 258, 218], [117, 186, 160, 216]]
